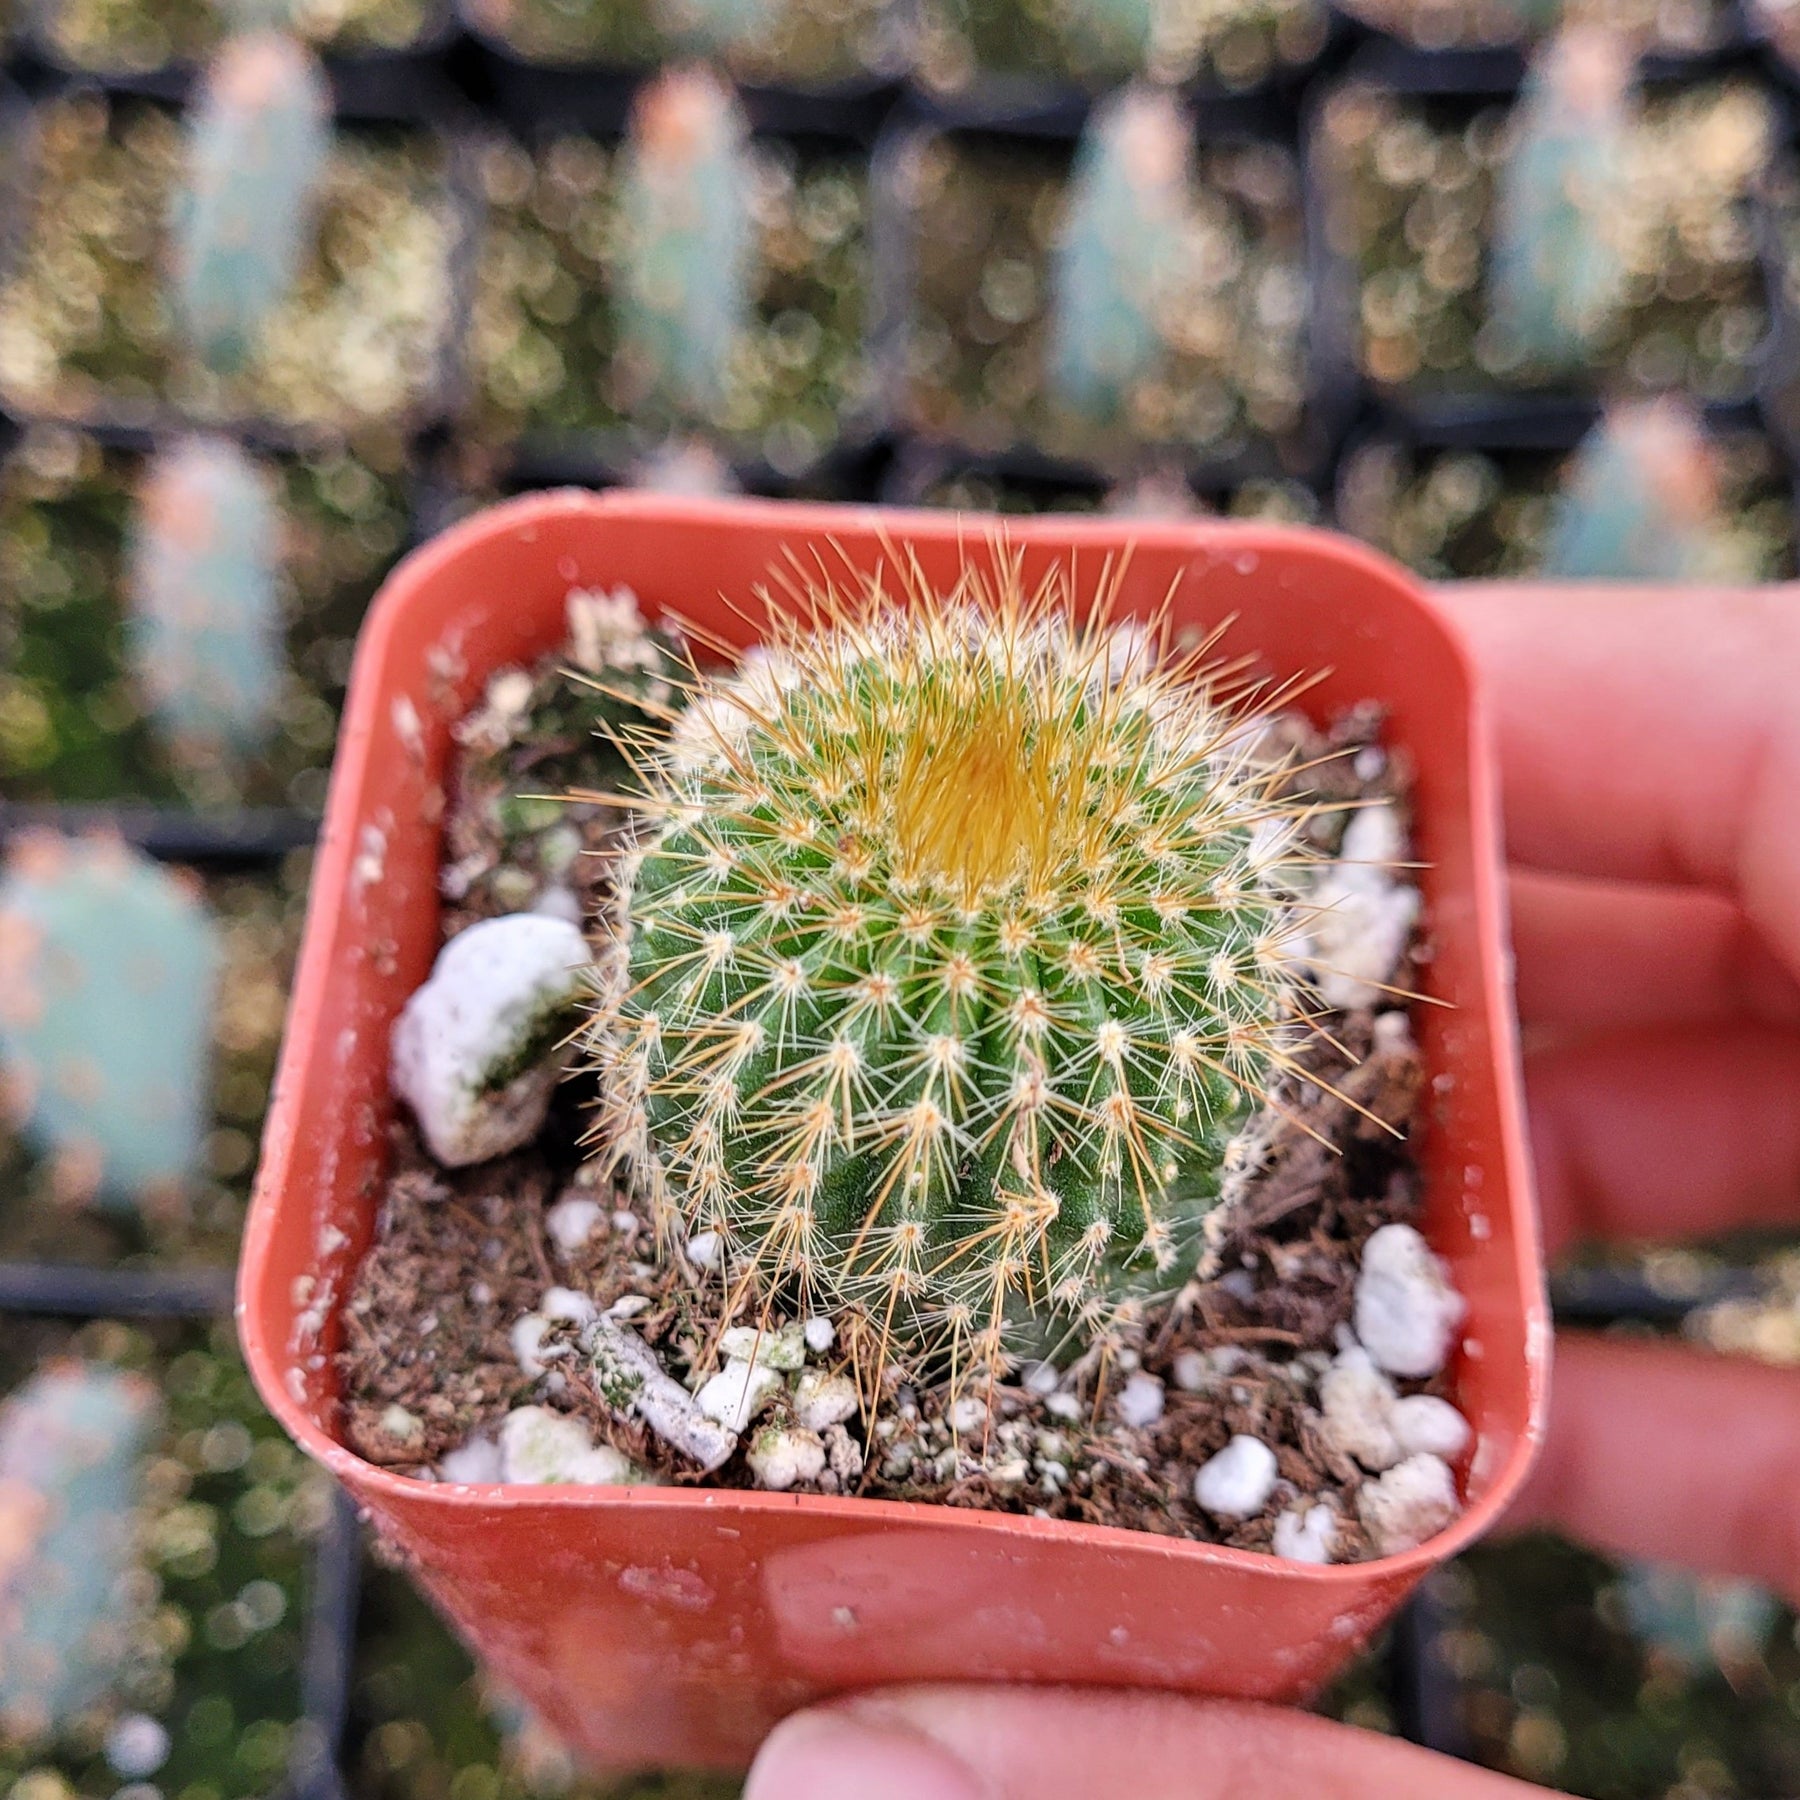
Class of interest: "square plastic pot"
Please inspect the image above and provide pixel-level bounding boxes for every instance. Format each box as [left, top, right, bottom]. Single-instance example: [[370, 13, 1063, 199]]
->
[[239, 490, 1547, 1774]]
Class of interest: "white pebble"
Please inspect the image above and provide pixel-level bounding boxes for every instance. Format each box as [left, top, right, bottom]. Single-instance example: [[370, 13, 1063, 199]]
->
[[541, 1286, 597, 1326], [611, 1209, 640, 1236], [719, 1322, 807, 1371], [1021, 1361, 1061, 1397], [1318, 1347, 1401, 1472], [1272, 1500, 1338, 1565], [685, 1229, 722, 1269], [545, 1196, 604, 1254], [106, 1714, 172, 1778], [793, 1369, 859, 1432], [511, 1313, 551, 1376], [695, 1359, 783, 1430], [436, 1432, 503, 1484], [390, 913, 590, 1166], [500, 1406, 635, 1485], [748, 1424, 827, 1491], [603, 1294, 652, 1321], [379, 1403, 424, 1446], [1390, 1394, 1472, 1462], [1358, 1453, 1460, 1555], [1114, 1371, 1166, 1430], [1355, 1224, 1466, 1379], [947, 1394, 990, 1435], [1044, 1392, 1083, 1422], [1306, 804, 1420, 1011], [802, 1315, 836, 1354], [1171, 1349, 1210, 1392], [1193, 1435, 1279, 1519]]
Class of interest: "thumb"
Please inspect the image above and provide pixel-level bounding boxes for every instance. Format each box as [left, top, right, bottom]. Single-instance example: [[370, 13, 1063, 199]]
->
[[745, 1684, 1547, 1799]]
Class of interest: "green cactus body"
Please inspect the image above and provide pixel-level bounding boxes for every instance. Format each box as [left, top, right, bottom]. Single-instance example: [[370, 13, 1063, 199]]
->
[[1048, 84, 1192, 426], [1487, 24, 1633, 368], [1544, 400, 1723, 579], [0, 1360, 161, 1743], [169, 30, 332, 377], [128, 435, 283, 759], [594, 557, 1309, 1380], [614, 65, 756, 424], [0, 833, 217, 1210]]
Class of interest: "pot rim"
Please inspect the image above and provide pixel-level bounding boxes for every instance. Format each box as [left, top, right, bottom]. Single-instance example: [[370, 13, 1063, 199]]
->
[[239, 487, 1548, 1584]]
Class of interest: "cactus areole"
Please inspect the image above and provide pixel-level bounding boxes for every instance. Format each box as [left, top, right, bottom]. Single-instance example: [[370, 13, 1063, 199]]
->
[[592, 551, 1323, 1384]]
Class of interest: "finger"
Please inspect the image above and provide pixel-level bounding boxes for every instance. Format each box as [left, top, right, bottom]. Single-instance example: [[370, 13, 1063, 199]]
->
[[1513, 1334, 1800, 1607], [1510, 869, 1800, 1032], [1433, 585, 1800, 977], [1525, 1023, 1800, 1256], [746, 1687, 1542, 1800]]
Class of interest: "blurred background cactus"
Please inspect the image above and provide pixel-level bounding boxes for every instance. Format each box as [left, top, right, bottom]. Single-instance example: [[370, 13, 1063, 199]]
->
[[597, 562, 1312, 1382], [1048, 83, 1192, 429], [167, 29, 332, 379], [1543, 400, 1729, 580], [127, 436, 284, 765], [0, 1359, 160, 1745], [0, 834, 217, 1213], [612, 65, 755, 426], [1486, 24, 1635, 371]]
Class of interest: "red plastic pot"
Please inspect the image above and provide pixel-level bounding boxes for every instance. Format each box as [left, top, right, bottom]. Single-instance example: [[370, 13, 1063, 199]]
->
[[239, 492, 1547, 1774]]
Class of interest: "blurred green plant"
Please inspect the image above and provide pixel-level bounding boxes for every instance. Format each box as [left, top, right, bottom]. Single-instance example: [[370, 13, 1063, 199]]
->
[[1543, 400, 1729, 580], [0, 833, 217, 1214], [0, 93, 459, 431], [0, 426, 409, 811], [0, 1361, 163, 1745], [169, 31, 332, 378], [466, 130, 870, 473], [128, 436, 284, 763], [0, 1317, 328, 1797]]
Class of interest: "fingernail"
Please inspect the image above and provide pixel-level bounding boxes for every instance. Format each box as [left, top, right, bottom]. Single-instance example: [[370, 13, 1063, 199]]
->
[[745, 1708, 986, 1800]]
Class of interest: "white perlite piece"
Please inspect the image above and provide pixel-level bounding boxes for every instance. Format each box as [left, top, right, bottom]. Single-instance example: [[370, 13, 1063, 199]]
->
[[748, 1424, 827, 1491], [391, 913, 591, 1166], [684, 1230, 722, 1269], [1306, 803, 1420, 1010], [511, 1313, 552, 1377], [1355, 1224, 1466, 1379], [542, 1286, 598, 1326], [1114, 1371, 1166, 1430], [719, 1322, 807, 1371], [794, 1370, 859, 1432], [1193, 1435, 1279, 1519], [695, 1359, 784, 1431], [1319, 1347, 1402, 1472], [1390, 1394, 1472, 1461], [1358, 1453, 1460, 1555], [585, 1316, 737, 1471], [500, 1406, 637, 1485], [545, 1196, 604, 1253], [802, 1316, 836, 1354], [437, 1432, 503, 1484], [1272, 1500, 1338, 1565]]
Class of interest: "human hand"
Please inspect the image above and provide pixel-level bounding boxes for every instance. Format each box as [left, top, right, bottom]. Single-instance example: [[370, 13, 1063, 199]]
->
[[743, 584, 1800, 1799]]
